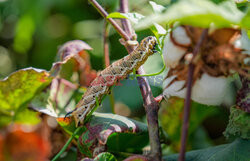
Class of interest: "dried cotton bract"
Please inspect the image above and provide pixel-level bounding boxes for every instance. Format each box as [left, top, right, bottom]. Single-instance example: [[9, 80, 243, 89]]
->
[[163, 26, 249, 106]]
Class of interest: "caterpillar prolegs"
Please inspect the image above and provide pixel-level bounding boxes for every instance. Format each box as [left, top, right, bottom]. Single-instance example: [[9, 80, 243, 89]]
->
[[70, 36, 157, 126]]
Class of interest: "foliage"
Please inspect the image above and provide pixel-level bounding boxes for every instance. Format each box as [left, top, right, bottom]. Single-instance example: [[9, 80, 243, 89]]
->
[[0, 68, 52, 127], [136, 0, 250, 30], [224, 107, 250, 139]]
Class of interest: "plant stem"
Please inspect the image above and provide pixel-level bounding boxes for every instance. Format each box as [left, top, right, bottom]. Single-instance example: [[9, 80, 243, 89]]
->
[[103, 20, 110, 68], [103, 20, 115, 113], [119, 0, 133, 39], [178, 29, 208, 161], [88, 0, 130, 41], [119, 0, 162, 160], [51, 127, 81, 161]]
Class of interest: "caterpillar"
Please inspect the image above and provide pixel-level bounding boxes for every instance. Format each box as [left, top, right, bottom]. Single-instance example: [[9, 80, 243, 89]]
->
[[69, 36, 157, 126]]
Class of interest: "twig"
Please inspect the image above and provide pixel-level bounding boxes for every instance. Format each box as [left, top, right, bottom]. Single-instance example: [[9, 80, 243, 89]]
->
[[178, 29, 208, 161], [103, 20, 115, 113], [88, 0, 130, 41], [103, 20, 110, 67], [119, 0, 162, 160]]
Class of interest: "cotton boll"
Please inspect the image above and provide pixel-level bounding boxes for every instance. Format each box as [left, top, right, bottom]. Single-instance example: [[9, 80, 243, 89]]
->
[[163, 75, 186, 98], [234, 30, 250, 55], [162, 35, 186, 68], [172, 26, 191, 45], [162, 26, 190, 68], [191, 73, 232, 106], [163, 73, 233, 106]]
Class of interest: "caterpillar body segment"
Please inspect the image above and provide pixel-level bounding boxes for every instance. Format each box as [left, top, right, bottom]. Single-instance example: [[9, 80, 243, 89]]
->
[[71, 36, 157, 126]]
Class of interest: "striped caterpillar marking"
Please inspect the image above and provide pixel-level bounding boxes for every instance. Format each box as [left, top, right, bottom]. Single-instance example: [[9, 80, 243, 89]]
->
[[71, 36, 157, 126]]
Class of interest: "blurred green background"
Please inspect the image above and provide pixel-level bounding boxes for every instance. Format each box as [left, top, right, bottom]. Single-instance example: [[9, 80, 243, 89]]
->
[[0, 0, 171, 77]]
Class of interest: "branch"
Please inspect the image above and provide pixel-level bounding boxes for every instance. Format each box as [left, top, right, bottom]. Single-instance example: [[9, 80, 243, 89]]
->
[[103, 20, 110, 68], [88, 0, 130, 41], [178, 29, 208, 161], [119, 0, 133, 38], [119, 0, 162, 160]]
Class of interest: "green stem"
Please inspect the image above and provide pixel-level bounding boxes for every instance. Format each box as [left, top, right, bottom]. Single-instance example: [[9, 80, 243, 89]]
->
[[134, 52, 166, 78], [51, 127, 81, 161], [109, 90, 115, 114]]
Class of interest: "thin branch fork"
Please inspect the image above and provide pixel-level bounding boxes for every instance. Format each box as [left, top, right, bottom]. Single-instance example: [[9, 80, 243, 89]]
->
[[178, 29, 208, 161]]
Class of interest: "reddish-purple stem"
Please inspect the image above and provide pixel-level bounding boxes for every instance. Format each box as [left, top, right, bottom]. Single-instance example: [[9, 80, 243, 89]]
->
[[178, 29, 208, 161], [103, 20, 110, 67], [119, 0, 133, 39]]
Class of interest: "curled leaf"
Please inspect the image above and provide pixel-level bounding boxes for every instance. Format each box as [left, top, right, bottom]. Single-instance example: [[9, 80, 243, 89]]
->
[[77, 113, 148, 158], [50, 40, 97, 86]]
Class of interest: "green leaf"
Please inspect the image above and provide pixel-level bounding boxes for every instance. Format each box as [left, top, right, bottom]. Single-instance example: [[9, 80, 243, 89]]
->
[[94, 152, 117, 161], [82, 152, 117, 161], [107, 12, 145, 24], [136, 0, 245, 30], [224, 107, 250, 139], [107, 12, 128, 19], [163, 138, 250, 161], [77, 112, 148, 157], [241, 7, 250, 29], [149, 1, 165, 13], [0, 68, 52, 127], [14, 108, 40, 125]]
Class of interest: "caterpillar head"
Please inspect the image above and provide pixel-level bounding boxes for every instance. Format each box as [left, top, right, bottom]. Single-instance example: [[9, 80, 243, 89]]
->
[[70, 98, 92, 126], [71, 104, 90, 126], [140, 36, 157, 55]]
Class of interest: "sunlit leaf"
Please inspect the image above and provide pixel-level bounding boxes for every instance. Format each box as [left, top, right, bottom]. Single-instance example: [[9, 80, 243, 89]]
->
[[107, 12, 128, 19], [149, 1, 165, 13], [0, 68, 52, 127], [241, 7, 250, 29], [107, 12, 145, 24], [136, 0, 245, 30]]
